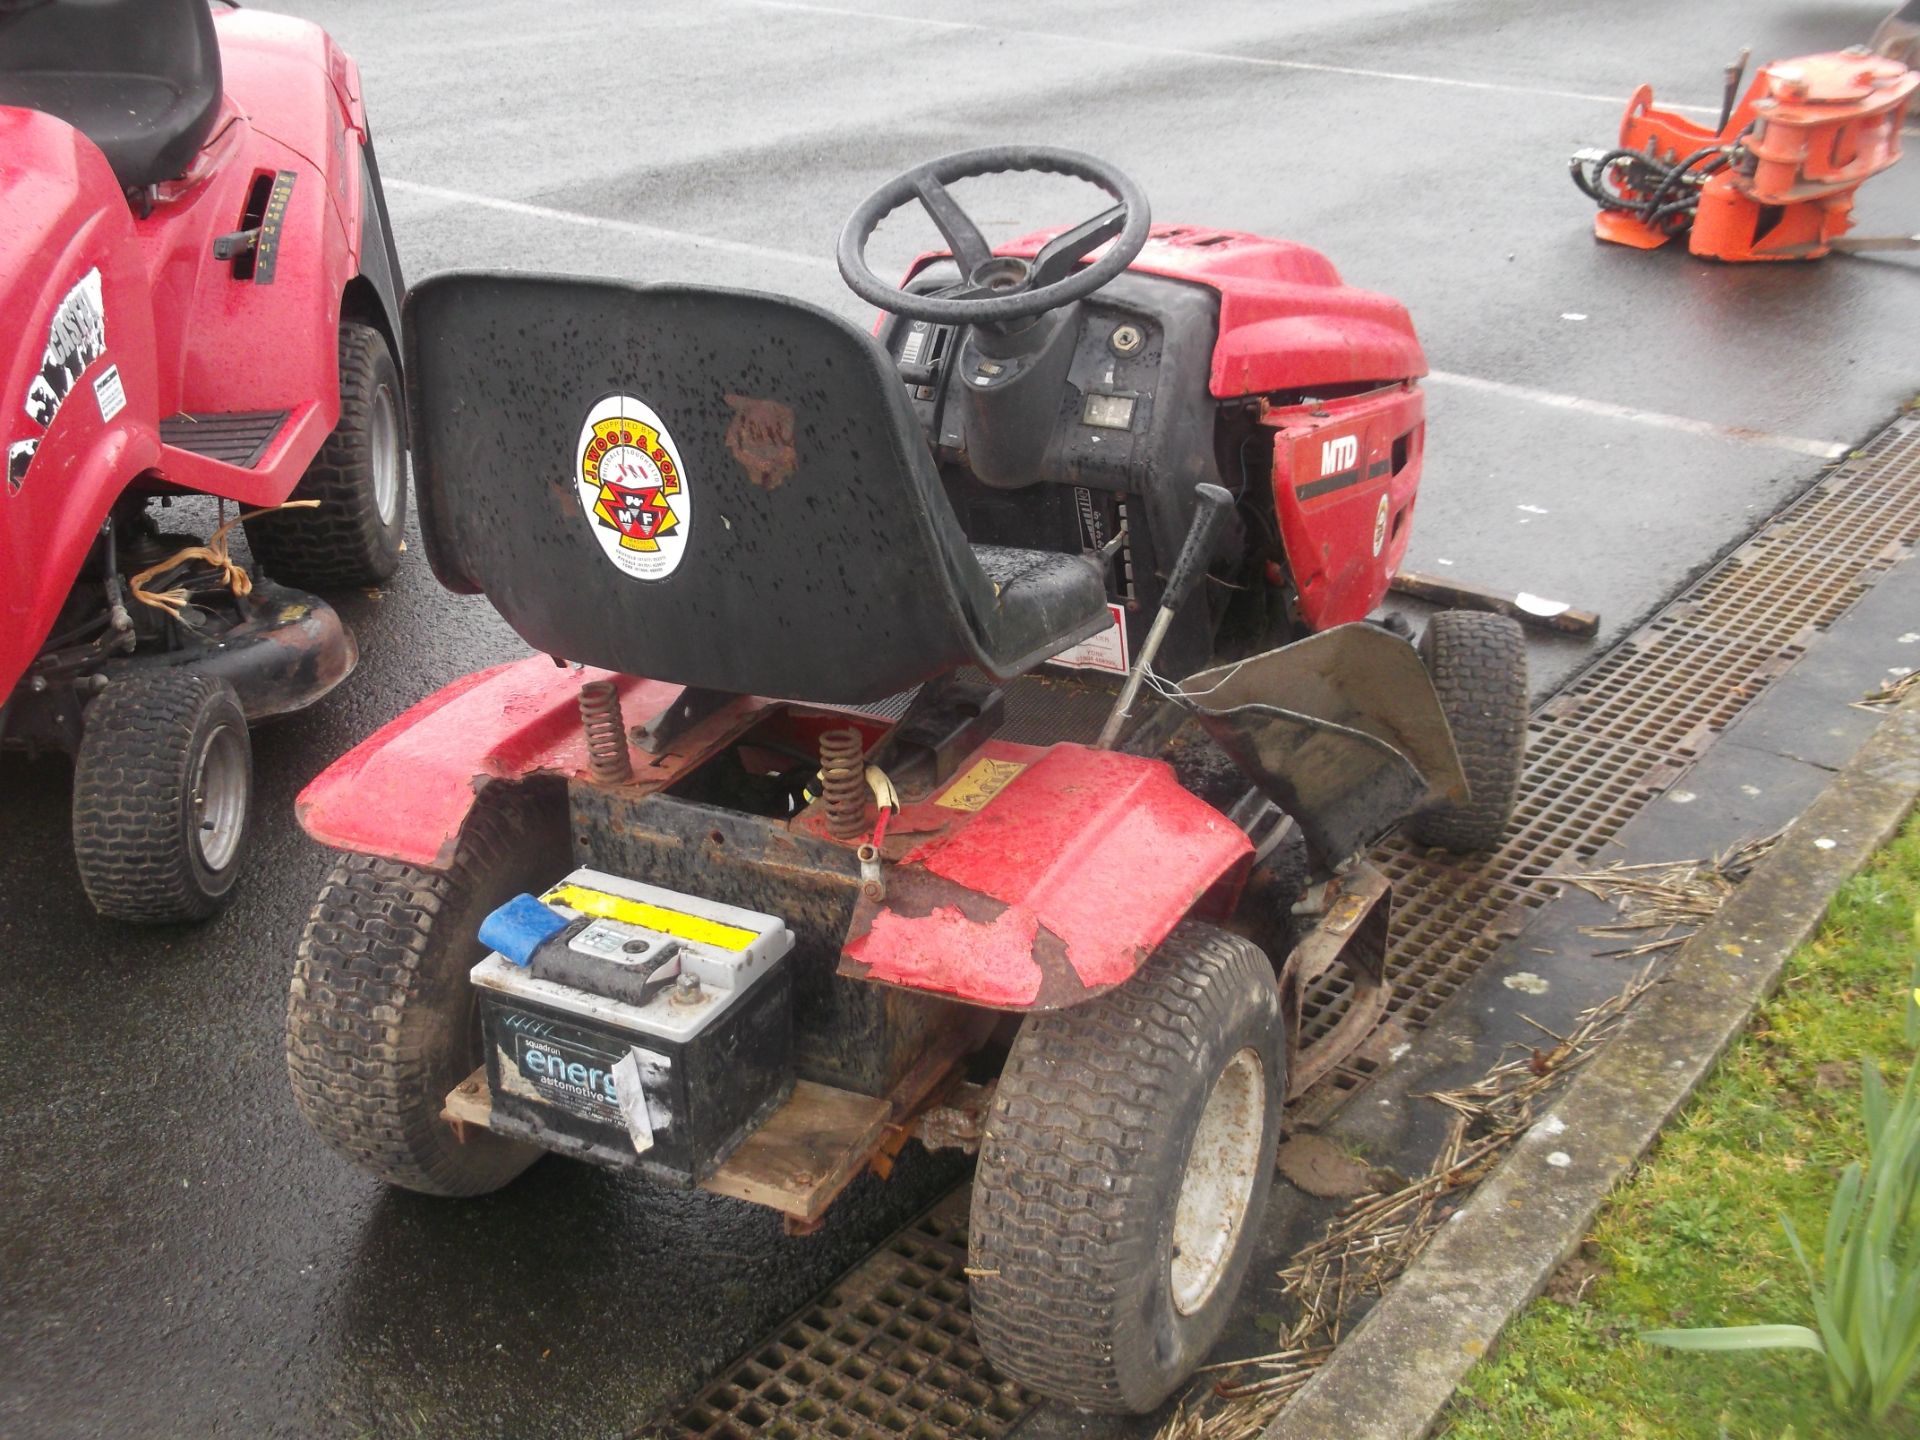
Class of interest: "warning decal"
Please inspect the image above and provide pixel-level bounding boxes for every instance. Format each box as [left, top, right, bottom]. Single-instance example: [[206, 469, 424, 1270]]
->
[[575, 394, 691, 580], [936, 757, 1028, 813]]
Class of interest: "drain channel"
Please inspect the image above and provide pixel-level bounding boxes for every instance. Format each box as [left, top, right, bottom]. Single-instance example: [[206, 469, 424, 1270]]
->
[[1295, 406, 1920, 1119], [658, 1192, 1034, 1439], [660, 406, 1920, 1431]]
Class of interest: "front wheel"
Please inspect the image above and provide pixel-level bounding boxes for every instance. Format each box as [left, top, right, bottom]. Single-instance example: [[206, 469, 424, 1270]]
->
[[1403, 610, 1527, 854], [71, 670, 253, 924], [968, 923, 1286, 1413], [286, 784, 563, 1196]]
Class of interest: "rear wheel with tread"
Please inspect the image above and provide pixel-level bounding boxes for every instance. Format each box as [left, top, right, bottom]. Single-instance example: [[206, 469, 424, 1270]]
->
[[71, 670, 252, 924], [245, 319, 407, 590], [1404, 610, 1527, 854], [969, 923, 1285, 1413], [286, 784, 564, 1196]]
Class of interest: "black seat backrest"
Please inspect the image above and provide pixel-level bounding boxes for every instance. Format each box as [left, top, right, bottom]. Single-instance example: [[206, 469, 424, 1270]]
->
[[0, 0, 222, 191], [405, 274, 1102, 706]]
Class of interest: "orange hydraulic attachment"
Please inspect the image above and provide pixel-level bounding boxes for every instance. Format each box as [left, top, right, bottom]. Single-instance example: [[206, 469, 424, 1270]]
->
[[1581, 48, 1916, 261]]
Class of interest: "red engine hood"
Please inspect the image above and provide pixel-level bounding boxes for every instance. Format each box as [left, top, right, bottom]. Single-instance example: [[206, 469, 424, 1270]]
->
[[917, 222, 1427, 399]]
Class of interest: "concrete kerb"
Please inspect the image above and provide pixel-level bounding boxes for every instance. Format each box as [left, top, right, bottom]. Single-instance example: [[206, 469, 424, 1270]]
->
[[1265, 701, 1920, 1440]]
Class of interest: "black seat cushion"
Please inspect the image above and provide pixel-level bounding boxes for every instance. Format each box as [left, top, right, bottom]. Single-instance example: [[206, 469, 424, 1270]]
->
[[405, 274, 1113, 706], [0, 0, 223, 191]]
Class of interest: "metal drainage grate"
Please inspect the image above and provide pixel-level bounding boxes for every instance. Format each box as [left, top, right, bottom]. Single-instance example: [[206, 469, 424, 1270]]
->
[[1293, 407, 1920, 1119], [659, 1192, 1034, 1439]]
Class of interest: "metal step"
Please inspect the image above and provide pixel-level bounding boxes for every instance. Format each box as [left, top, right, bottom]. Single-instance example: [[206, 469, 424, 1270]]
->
[[159, 409, 288, 468]]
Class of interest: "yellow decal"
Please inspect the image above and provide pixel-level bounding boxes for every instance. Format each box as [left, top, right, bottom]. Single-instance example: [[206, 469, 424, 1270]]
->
[[936, 757, 1027, 812], [542, 883, 754, 951]]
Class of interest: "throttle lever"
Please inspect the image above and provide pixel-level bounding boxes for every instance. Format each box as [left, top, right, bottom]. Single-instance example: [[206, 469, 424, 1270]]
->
[[1095, 483, 1234, 749]]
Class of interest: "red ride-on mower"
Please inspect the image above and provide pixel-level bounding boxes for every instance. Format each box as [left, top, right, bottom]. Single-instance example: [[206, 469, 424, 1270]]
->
[[286, 148, 1526, 1412], [0, 0, 406, 922]]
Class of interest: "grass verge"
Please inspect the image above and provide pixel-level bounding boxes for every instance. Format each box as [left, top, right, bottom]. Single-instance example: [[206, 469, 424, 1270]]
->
[[1442, 816, 1920, 1440]]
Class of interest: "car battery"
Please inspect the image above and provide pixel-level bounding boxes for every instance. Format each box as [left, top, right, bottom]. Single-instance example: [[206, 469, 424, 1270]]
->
[[470, 867, 796, 1185]]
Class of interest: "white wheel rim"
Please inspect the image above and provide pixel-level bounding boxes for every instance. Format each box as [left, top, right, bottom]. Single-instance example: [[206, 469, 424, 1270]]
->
[[1170, 1047, 1266, 1316], [191, 724, 247, 872], [370, 383, 402, 526]]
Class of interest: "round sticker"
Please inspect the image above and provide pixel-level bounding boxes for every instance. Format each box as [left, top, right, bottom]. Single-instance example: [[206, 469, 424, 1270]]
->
[[1371, 494, 1390, 557], [575, 395, 690, 580]]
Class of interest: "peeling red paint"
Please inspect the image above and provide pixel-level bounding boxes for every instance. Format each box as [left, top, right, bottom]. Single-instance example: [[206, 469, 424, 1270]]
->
[[845, 903, 1044, 1008]]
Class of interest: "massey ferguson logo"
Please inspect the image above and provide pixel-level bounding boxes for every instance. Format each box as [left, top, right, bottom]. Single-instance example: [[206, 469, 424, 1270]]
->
[[1320, 435, 1358, 474]]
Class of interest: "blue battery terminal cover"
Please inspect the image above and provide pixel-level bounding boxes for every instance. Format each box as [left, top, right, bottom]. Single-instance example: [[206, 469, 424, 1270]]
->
[[478, 893, 571, 967]]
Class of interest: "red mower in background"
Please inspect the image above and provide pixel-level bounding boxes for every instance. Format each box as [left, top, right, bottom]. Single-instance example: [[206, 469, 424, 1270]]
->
[[284, 147, 1527, 1413], [0, 0, 407, 922]]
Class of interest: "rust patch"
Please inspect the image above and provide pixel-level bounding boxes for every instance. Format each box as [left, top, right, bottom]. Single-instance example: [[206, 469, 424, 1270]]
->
[[723, 392, 797, 491]]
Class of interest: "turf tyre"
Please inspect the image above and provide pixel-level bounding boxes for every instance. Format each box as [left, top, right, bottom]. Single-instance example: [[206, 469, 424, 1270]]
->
[[1403, 610, 1527, 854], [286, 784, 564, 1196], [244, 320, 407, 590], [969, 923, 1285, 1413], [71, 670, 252, 923]]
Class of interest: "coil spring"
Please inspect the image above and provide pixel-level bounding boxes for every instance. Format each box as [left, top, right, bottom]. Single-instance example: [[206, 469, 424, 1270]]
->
[[818, 727, 868, 839], [578, 680, 633, 784]]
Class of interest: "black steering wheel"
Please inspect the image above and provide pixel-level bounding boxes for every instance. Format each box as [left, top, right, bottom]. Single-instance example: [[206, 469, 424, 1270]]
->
[[837, 145, 1151, 325]]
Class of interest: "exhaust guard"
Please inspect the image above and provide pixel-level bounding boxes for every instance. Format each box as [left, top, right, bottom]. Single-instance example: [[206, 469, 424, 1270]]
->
[[1175, 623, 1467, 867]]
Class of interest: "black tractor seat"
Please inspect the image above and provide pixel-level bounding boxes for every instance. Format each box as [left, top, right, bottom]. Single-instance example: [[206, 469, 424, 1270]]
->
[[0, 0, 224, 192], [404, 274, 1112, 706]]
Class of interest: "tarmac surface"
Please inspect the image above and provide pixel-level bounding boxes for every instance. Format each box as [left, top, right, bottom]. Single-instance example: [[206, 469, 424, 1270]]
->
[[3, 2, 1917, 1437]]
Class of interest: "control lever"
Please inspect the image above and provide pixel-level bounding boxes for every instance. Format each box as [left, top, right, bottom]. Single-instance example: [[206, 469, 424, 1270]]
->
[[212, 228, 261, 262], [1095, 483, 1234, 749]]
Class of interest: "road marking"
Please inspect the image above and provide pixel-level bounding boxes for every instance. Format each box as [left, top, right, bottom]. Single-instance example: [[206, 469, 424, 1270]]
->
[[386, 182, 1845, 461], [382, 178, 840, 271], [742, 0, 1720, 115], [1425, 369, 1848, 459]]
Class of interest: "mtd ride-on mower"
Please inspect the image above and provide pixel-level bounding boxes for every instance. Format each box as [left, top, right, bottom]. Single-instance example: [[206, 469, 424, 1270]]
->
[[0, 0, 407, 922], [285, 149, 1527, 1412]]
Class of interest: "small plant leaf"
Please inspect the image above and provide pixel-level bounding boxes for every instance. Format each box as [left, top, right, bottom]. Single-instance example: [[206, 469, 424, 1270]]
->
[[1862, 1063, 1889, 1150], [1639, 1324, 1826, 1353]]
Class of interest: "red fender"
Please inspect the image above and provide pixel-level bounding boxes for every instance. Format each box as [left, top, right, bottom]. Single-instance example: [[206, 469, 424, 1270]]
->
[[0, 108, 164, 700], [296, 657, 702, 868], [839, 742, 1254, 1010]]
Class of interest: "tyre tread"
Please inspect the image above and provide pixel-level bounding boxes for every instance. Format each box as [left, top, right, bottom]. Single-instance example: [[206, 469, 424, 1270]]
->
[[71, 670, 249, 923], [970, 924, 1279, 1411], [285, 787, 553, 1196], [1404, 611, 1527, 853], [244, 320, 404, 590]]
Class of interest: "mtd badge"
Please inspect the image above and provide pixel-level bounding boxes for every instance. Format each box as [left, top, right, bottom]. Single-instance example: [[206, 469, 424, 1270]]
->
[[575, 395, 691, 580]]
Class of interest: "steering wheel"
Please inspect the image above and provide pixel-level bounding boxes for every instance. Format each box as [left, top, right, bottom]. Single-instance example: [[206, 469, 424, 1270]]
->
[[837, 145, 1151, 325]]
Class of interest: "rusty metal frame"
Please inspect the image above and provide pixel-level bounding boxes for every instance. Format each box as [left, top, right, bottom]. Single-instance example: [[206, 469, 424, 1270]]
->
[[1280, 861, 1390, 1098]]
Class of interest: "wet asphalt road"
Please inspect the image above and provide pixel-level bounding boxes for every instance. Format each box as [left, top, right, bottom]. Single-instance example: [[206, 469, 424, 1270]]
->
[[4, 2, 1917, 1437]]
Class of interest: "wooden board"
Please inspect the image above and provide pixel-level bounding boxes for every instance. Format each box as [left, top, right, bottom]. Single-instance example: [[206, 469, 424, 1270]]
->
[[442, 1068, 890, 1224], [1390, 570, 1600, 637], [700, 1082, 892, 1223]]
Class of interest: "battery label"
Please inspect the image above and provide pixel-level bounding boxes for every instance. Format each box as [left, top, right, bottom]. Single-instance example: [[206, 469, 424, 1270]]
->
[[493, 1008, 670, 1129]]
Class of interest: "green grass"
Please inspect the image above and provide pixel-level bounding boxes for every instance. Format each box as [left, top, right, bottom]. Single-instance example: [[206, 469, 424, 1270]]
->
[[1443, 817, 1920, 1440]]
